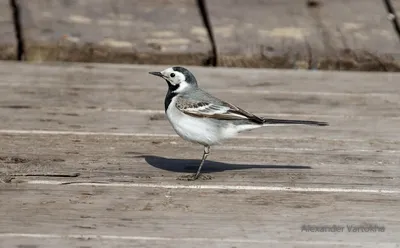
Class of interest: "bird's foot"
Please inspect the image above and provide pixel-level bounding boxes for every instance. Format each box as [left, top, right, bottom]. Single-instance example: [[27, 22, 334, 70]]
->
[[177, 174, 213, 181]]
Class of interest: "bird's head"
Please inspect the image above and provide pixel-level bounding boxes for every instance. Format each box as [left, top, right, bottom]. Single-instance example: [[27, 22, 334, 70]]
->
[[149, 66, 198, 93]]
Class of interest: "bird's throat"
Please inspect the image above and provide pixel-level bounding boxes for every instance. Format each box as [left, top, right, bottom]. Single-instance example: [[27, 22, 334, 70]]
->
[[164, 81, 179, 111], [167, 81, 179, 91]]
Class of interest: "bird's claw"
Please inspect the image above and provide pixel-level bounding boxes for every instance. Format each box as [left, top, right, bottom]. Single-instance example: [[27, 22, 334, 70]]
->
[[177, 174, 213, 181]]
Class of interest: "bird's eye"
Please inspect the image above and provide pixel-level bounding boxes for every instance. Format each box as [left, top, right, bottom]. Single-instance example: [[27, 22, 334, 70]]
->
[[170, 73, 175, 78]]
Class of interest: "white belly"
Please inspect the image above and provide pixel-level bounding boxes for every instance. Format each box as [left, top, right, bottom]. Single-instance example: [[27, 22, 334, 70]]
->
[[166, 103, 223, 145], [166, 97, 263, 145]]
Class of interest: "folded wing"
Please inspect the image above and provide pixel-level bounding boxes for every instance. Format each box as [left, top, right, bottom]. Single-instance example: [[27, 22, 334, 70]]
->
[[175, 97, 265, 124]]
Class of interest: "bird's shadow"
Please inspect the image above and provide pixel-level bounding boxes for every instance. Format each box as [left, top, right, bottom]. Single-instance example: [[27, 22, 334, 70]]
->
[[138, 155, 311, 173]]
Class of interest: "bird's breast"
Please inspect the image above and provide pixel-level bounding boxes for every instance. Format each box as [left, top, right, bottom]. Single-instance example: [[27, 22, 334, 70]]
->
[[166, 99, 222, 146]]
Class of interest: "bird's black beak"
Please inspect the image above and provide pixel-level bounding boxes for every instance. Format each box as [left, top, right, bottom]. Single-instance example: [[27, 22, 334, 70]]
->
[[149, 71, 163, 78]]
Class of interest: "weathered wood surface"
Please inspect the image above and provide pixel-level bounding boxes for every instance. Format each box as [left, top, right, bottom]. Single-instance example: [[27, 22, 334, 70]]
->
[[1, 0, 399, 67], [18, 0, 210, 64], [0, 61, 400, 247], [209, 0, 400, 56]]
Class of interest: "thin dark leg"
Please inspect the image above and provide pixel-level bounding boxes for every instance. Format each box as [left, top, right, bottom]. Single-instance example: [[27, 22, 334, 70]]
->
[[193, 146, 210, 179]]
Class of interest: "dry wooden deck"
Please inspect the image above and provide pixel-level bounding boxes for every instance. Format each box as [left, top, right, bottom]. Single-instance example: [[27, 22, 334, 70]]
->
[[0, 61, 399, 247]]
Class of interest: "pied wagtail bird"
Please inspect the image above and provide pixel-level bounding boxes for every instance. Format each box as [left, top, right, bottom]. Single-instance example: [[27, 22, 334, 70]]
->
[[149, 67, 328, 180]]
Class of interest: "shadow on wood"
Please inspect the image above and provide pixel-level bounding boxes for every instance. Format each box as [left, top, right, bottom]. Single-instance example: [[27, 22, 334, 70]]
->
[[140, 155, 311, 174]]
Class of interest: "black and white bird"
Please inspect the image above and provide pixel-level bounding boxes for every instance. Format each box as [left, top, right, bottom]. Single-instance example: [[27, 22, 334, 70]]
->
[[149, 66, 328, 180]]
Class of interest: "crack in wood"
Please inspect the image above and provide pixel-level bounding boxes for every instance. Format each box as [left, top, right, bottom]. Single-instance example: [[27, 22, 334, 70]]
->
[[9, 0, 25, 60], [196, 0, 218, 67], [382, 0, 400, 42]]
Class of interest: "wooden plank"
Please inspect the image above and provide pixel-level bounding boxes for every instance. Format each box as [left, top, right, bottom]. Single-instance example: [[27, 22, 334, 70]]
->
[[1, 84, 399, 118], [0, 62, 399, 94], [1, 76, 399, 115], [0, 183, 398, 247], [207, 0, 400, 66], [0, 0, 16, 60], [0, 108, 399, 141], [18, 0, 210, 63], [1, 134, 399, 188], [0, 62, 399, 118], [0, 62, 399, 140]]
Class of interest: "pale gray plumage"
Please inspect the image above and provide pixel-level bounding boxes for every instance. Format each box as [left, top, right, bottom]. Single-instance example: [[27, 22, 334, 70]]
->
[[149, 66, 328, 180]]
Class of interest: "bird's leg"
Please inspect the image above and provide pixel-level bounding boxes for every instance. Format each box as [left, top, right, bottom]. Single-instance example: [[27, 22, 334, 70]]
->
[[193, 145, 210, 180], [177, 146, 212, 181]]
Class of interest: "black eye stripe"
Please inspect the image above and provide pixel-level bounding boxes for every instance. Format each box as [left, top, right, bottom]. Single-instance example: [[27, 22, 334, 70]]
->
[[170, 73, 175, 78]]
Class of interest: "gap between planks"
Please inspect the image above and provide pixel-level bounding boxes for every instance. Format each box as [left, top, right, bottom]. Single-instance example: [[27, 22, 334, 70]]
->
[[0, 233, 396, 246], [29, 107, 400, 120], [25, 180, 400, 194], [0, 82, 398, 97], [0, 129, 367, 142], [1, 130, 399, 155]]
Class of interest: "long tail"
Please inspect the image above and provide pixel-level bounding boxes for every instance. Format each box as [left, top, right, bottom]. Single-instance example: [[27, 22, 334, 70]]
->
[[262, 118, 328, 126]]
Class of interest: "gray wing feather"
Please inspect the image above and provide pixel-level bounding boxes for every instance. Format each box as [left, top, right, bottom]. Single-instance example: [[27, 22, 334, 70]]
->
[[176, 89, 264, 124]]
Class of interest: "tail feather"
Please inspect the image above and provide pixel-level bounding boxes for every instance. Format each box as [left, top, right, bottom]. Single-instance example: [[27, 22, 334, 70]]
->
[[262, 118, 328, 126]]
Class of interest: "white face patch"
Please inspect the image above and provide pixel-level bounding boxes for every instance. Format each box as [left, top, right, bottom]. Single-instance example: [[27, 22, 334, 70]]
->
[[161, 68, 186, 86]]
